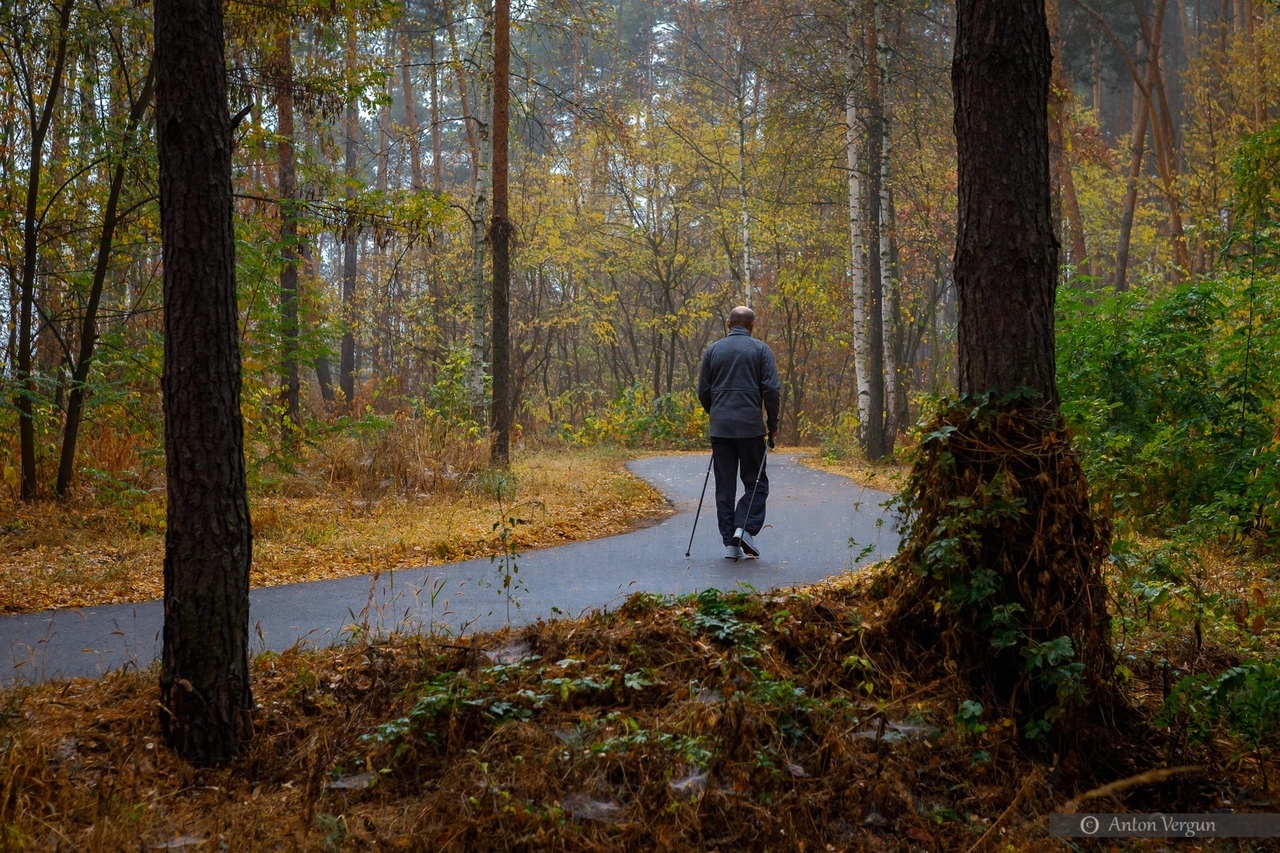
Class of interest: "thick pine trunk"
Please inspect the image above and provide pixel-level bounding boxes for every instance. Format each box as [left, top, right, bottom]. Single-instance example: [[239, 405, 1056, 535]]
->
[[953, 0, 1059, 407], [884, 0, 1112, 752], [154, 0, 253, 764]]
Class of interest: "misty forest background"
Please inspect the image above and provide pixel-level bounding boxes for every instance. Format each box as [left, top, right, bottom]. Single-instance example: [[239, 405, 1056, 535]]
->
[[1, 0, 1278, 555]]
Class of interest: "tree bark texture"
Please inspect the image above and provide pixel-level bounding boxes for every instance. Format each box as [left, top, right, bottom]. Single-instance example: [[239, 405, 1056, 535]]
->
[[469, 0, 494, 418], [953, 0, 1060, 408], [490, 0, 512, 466], [845, 13, 871, 454], [154, 0, 253, 764]]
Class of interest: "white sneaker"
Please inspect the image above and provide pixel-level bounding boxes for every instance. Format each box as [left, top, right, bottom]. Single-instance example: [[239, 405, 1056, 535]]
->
[[734, 529, 760, 558], [724, 545, 743, 561]]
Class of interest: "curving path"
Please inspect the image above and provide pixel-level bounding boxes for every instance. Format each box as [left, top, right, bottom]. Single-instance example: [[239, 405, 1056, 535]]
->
[[0, 454, 898, 685]]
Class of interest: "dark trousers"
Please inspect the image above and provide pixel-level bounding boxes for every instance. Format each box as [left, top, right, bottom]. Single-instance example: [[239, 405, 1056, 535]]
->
[[711, 436, 769, 546]]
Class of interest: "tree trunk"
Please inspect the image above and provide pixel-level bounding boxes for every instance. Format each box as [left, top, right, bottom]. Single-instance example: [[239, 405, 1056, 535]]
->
[[736, 40, 752, 307], [490, 0, 512, 466], [400, 24, 425, 191], [430, 31, 443, 193], [468, 0, 494, 418], [862, 0, 886, 460], [277, 26, 300, 428], [1083, 0, 1188, 281], [154, 0, 253, 764], [884, 0, 1112, 752], [954, 0, 1059, 406], [1048, 2, 1091, 281], [57, 62, 155, 498], [443, 0, 480, 184], [845, 13, 871, 457], [877, 2, 903, 452], [15, 0, 74, 501], [1115, 74, 1148, 292], [340, 25, 359, 407]]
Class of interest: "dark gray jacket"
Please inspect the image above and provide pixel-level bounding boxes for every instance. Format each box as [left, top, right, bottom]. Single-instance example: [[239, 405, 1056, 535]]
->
[[697, 327, 781, 439]]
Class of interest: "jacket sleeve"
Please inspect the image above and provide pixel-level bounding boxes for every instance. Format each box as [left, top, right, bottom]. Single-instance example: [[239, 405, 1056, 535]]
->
[[697, 347, 713, 413], [760, 344, 781, 434]]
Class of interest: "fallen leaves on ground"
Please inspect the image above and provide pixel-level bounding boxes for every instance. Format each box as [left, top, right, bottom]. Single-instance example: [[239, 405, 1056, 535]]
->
[[0, 567, 1270, 852]]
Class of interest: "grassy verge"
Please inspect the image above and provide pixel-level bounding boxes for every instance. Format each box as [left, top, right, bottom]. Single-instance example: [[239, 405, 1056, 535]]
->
[[0, 447, 668, 614], [796, 450, 907, 494]]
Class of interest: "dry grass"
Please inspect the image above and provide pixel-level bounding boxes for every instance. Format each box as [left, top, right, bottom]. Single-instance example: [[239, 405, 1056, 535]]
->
[[0, 566, 1273, 852], [0, 447, 668, 614], [797, 451, 907, 495]]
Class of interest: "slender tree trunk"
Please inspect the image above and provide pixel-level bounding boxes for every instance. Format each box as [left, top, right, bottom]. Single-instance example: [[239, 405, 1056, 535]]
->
[[1115, 76, 1148, 291], [400, 25, 425, 190], [277, 27, 300, 428], [490, 0, 512, 466], [443, 0, 480, 183], [57, 63, 155, 498], [340, 26, 359, 406], [737, 51, 751, 306], [845, 13, 872, 455], [1139, 0, 1190, 277], [1083, 0, 1188, 280], [1049, 0, 1090, 280], [1248, 1, 1263, 131], [430, 32, 443, 193], [301, 241, 335, 403], [154, 0, 253, 764], [16, 0, 74, 501], [877, 3, 902, 451], [863, 0, 886, 460], [468, 0, 494, 418], [1091, 35, 1102, 115]]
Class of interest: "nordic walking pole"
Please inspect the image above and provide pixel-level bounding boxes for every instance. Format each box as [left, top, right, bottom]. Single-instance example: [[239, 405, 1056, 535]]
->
[[685, 454, 715, 557], [734, 436, 772, 546]]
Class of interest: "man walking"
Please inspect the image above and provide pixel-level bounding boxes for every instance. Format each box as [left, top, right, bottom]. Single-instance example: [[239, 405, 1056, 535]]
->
[[697, 306, 781, 561]]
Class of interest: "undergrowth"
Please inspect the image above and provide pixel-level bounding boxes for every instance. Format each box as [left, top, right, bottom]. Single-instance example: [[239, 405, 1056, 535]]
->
[[0, 572, 1274, 851]]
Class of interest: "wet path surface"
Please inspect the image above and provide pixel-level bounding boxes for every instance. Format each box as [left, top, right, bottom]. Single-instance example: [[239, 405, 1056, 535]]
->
[[1, 453, 898, 684]]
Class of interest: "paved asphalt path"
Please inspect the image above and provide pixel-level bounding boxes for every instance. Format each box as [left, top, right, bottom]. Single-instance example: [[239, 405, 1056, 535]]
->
[[0, 453, 898, 685]]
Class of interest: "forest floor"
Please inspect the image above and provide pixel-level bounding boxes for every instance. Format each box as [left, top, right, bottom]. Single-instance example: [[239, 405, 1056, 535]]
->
[[0, 447, 670, 614], [1, 448, 1277, 850]]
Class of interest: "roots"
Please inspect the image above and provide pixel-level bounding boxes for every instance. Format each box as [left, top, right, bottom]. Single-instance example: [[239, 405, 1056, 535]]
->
[[878, 397, 1114, 747]]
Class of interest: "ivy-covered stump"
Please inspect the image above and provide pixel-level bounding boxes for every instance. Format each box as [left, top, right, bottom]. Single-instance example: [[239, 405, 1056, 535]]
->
[[880, 396, 1114, 749]]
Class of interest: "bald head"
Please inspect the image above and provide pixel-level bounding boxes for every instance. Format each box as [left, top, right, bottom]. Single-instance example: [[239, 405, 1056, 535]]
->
[[727, 306, 756, 329]]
